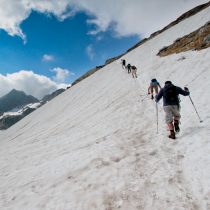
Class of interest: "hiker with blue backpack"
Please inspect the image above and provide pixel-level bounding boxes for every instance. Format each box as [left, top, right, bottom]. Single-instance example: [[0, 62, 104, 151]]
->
[[155, 81, 190, 139], [148, 78, 161, 99]]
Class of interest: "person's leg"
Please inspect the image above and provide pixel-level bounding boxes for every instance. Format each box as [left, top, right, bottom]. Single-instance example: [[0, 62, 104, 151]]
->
[[172, 105, 181, 132], [151, 86, 154, 99], [132, 70, 135, 78], [154, 86, 158, 95], [164, 106, 176, 139]]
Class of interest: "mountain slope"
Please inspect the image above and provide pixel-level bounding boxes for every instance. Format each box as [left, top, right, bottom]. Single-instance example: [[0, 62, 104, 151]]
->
[[0, 5, 210, 210], [41, 88, 66, 103], [0, 89, 39, 112]]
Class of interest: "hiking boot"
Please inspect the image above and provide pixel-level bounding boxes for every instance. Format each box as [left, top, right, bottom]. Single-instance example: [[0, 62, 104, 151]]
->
[[174, 120, 180, 132], [168, 130, 176, 139]]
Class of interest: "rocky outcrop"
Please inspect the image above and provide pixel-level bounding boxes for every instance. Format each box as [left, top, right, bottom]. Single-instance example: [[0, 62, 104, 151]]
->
[[157, 21, 210, 56]]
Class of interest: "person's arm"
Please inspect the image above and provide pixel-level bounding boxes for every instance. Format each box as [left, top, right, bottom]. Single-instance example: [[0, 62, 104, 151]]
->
[[177, 87, 190, 96], [155, 88, 163, 102]]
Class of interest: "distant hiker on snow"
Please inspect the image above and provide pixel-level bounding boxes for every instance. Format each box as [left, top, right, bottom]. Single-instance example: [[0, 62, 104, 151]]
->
[[148, 78, 161, 99], [126, 63, 131, 74], [121, 59, 126, 69], [155, 81, 190, 139], [131, 66, 137, 78]]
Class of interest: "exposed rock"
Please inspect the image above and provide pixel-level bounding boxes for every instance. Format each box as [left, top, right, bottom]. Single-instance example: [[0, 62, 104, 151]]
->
[[204, 34, 210, 44], [157, 21, 210, 56]]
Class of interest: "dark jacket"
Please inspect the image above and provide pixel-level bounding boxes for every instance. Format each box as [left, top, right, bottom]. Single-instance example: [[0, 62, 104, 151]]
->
[[155, 84, 189, 106]]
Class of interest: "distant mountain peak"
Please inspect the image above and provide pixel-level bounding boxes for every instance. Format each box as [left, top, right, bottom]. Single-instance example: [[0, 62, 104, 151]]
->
[[8, 89, 29, 96], [0, 89, 39, 113]]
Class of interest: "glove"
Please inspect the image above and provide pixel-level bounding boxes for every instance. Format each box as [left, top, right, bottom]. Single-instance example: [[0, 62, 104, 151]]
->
[[184, 87, 189, 91]]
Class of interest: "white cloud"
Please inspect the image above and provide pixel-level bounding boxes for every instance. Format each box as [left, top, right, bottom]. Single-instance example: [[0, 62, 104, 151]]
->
[[0, 0, 208, 39], [0, 0, 73, 40], [42, 54, 55, 62], [51, 67, 74, 82], [76, 0, 209, 37], [0, 70, 68, 99], [86, 44, 95, 60]]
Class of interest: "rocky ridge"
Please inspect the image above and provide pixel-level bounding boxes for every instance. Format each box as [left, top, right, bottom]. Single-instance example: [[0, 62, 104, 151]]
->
[[157, 21, 210, 56]]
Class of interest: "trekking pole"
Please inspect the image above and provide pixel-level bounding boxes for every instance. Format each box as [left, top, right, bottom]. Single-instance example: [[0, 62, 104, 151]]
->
[[156, 102, 159, 134], [188, 95, 203, 123]]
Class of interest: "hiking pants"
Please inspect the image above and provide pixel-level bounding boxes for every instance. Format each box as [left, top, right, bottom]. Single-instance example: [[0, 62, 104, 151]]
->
[[131, 69, 137, 78], [163, 105, 181, 124], [150, 85, 159, 95]]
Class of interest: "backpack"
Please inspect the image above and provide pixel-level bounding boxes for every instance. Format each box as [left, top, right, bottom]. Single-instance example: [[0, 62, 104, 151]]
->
[[151, 80, 159, 86], [164, 85, 177, 102]]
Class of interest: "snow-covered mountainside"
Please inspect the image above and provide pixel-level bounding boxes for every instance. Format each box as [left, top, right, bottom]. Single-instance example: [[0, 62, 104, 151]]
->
[[0, 89, 66, 130], [0, 103, 41, 119], [0, 5, 210, 210], [0, 102, 41, 129]]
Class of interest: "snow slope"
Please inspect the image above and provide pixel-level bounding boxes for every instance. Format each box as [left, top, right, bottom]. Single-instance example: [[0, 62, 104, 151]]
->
[[0, 6, 210, 210]]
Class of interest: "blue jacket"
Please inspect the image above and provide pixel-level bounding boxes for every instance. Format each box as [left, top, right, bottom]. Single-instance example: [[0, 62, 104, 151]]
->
[[155, 84, 190, 106]]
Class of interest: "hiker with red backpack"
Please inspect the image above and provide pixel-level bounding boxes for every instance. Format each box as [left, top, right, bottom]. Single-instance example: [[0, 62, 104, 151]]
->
[[155, 81, 190, 139], [148, 78, 161, 99]]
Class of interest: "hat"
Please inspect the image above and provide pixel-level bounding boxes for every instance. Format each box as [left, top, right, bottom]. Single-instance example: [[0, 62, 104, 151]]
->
[[165, 81, 172, 85]]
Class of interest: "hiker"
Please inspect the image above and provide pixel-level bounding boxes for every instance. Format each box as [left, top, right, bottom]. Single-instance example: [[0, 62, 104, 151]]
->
[[148, 78, 161, 99], [126, 63, 131, 73], [121, 59, 126, 69], [155, 81, 190, 139], [131, 65, 137, 78]]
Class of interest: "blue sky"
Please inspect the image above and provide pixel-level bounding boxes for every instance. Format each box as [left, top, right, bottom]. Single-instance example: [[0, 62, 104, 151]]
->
[[0, 0, 206, 99], [0, 11, 139, 83]]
